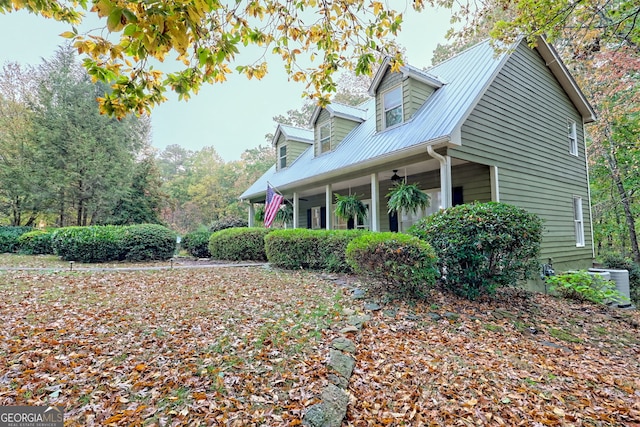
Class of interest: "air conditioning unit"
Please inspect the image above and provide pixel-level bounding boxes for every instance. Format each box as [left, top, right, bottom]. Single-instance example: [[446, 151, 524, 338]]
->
[[588, 268, 633, 308]]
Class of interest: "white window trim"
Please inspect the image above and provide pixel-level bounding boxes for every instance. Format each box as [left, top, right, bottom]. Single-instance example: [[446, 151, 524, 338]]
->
[[279, 145, 287, 169], [319, 121, 331, 154], [568, 120, 578, 156], [311, 206, 322, 229], [573, 196, 585, 247], [333, 199, 371, 230], [382, 86, 403, 130]]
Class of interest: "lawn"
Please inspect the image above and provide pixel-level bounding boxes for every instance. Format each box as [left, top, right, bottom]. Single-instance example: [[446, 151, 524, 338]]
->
[[1, 255, 639, 426]]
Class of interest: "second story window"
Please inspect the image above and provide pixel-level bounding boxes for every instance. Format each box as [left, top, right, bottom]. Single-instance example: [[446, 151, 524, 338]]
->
[[568, 121, 578, 156], [320, 122, 331, 153], [279, 145, 287, 168], [383, 86, 403, 129]]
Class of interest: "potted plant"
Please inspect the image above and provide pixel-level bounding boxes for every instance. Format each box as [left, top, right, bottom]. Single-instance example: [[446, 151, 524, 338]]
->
[[387, 181, 430, 231], [334, 193, 368, 229]]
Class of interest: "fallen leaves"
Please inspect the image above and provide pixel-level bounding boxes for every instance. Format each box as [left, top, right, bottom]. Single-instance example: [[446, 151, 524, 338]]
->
[[0, 267, 338, 426], [1, 264, 639, 426]]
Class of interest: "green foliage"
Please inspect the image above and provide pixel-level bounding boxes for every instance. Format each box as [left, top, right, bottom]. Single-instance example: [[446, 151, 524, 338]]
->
[[209, 227, 271, 261], [334, 194, 368, 228], [121, 224, 177, 261], [51, 226, 125, 263], [546, 271, 628, 305], [600, 253, 640, 304], [409, 202, 543, 300], [345, 232, 438, 298], [264, 229, 367, 272], [386, 181, 430, 215], [17, 229, 54, 255], [51, 224, 176, 262], [181, 231, 212, 258], [0, 226, 33, 253], [209, 216, 248, 233]]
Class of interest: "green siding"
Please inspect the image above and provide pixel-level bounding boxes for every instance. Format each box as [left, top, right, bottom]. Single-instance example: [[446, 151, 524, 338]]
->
[[314, 109, 331, 157], [276, 135, 310, 170], [451, 42, 593, 269], [288, 141, 309, 165], [376, 71, 404, 132], [333, 117, 359, 149], [406, 79, 435, 119]]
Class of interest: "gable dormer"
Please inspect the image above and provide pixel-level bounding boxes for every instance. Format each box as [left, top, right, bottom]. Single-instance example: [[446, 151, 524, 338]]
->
[[272, 124, 313, 171], [310, 102, 367, 156], [369, 58, 445, 132]]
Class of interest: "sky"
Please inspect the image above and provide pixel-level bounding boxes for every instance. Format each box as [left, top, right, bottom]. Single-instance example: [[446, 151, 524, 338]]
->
[[0, 7, 454, 161]]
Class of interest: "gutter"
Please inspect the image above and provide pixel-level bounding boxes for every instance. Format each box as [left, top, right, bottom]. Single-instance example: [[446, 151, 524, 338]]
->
[[427, 145, 453, 208]]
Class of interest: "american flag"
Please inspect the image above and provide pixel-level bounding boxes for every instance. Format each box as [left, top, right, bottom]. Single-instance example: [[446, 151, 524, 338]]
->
[[264, 185, 284, 228]]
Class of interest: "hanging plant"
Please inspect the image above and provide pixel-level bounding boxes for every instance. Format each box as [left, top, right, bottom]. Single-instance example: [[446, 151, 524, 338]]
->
[[334, 193, 368, 228], [387, 181, 430, 215], [275, 202, 293, 225]]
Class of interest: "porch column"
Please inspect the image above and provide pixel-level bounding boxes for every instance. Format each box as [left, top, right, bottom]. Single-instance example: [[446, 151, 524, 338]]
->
[[370, 173, 380, 231], [427, 146, 452, 208], [325, 184, 333, 230], [490, 166, 500, 202], [292, 192, 299, 229], [248, 203, 255, 227]]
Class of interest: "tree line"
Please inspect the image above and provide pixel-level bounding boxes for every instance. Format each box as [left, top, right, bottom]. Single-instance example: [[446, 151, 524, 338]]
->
[[0, 46, 274, 233]]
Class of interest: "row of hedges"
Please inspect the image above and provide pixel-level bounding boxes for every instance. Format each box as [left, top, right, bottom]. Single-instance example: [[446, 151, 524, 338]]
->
[[205, 202, 543, 300], [0, 224, 176, 262], [0, 226, 34, 253]]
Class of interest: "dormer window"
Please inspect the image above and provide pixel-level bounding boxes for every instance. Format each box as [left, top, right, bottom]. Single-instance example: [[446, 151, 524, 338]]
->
[[279, 145, 287, 168], [320, 122, 331, 153], [383, 86, 403, 129]]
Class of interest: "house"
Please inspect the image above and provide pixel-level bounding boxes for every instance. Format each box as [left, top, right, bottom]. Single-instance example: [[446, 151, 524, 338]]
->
[[240, 37, 597, 279]]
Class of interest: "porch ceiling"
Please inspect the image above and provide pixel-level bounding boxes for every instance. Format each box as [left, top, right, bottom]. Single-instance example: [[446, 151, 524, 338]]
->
[[291, 157, 469, 199]]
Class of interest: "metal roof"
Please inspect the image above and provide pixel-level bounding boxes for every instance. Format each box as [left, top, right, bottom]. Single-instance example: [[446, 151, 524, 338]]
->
[[271, 124, 314, 146], [241, 38, 595, 201], [309, 102, 369, 126]]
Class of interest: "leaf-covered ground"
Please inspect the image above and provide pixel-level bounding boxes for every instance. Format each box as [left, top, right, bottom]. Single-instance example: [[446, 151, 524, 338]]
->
[[0, 261, 639, 426]]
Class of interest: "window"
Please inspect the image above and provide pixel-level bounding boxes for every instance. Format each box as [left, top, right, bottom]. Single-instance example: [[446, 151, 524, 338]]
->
[[568, 121, 578, 156], [333, 200, 370, 230], [383, 86, 403, 129], [311, 207, 322, 229], [319, 122, 331, 153], [573, 196, 585, 247], [279, 145, 287, 169], [400, 189, 441, 231]]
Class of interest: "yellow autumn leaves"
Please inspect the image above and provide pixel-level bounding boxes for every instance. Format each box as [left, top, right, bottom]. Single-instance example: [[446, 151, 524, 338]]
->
[[5, 0, 408, 116]]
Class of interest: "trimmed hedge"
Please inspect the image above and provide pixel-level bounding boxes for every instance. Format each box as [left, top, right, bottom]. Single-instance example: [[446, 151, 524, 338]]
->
[[209, 227, 271, 261], [17, 230, 54, 255], [346, 232, 438, 298], [409, 202, 543, 300], [181, 231, 212, 258], [51, 226, 124, 263], [121, 224, 177, 261], [209, 217, 248, 233], [0, 226, 33, 253], [265, 229, 368, 272], [51, 224, 177, 262]]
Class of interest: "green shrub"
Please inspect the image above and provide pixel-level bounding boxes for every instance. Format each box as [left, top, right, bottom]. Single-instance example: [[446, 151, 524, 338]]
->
[[121, 224, 177, 261], [51, 226, 125, 262], [264, 229, 367, 272], [209, 216, 248, 233], [546, 270, 628, 305], [345, 232, 438, 298], [0, 226, 33, 253], [209, 227, 271, 261], [600, 253, 640, 304], [181, 231, 212, 258], [409, 202, 543, 300], [18, 230, 54, 255]]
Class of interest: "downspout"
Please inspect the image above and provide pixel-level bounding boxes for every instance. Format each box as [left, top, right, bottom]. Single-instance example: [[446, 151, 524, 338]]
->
[[427, 146, 452, 208]]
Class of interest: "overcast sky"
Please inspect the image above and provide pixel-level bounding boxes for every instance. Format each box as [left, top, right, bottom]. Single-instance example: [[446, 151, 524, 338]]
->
[[0, 7, 453, 161]]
